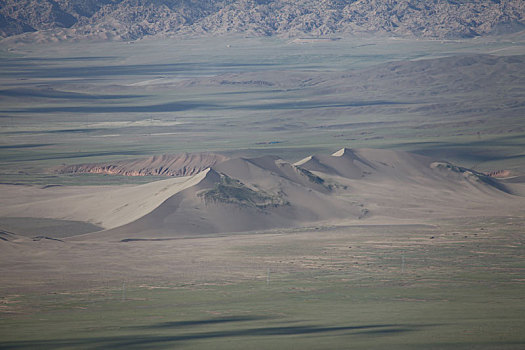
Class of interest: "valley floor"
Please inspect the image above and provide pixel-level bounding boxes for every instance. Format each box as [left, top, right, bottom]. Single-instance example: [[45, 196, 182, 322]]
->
[[0, 216, 524, 349], [1, 34, 524, 349]]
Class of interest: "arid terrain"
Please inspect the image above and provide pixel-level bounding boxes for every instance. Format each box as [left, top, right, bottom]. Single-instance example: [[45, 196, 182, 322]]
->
[[0, 6, 524, 348], [1, 143, 524, 348], [1, 147, 524, 240]]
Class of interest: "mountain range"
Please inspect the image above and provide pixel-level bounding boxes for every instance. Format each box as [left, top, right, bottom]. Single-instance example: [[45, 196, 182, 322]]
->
[[1, 0, 524, 41]]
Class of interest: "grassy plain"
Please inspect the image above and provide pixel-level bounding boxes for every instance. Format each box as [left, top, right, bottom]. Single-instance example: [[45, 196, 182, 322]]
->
[[1, 218, 524, 349], [1, 34, 525, 185]]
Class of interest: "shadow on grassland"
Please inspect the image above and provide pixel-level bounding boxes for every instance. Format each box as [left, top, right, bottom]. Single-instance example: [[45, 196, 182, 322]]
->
[[0, 143, 54, 149], [0, 88, 143, 100], [1, 63, 277, 79], [1, 101, 216, 114], [0, 316, 431, 349], [2, 99, 402, 114]]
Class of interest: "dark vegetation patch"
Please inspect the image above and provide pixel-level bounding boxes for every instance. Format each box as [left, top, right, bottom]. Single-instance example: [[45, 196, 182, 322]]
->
[[199, 174, 288, 209], [0, 217, 103, 238], [120, 238, 181, 242], [0, 229, 16, 241], [431, 162, 512, 194], [295, 166, 334, 191], [296, 166, 325, 185], [32, 236, 64, 242]]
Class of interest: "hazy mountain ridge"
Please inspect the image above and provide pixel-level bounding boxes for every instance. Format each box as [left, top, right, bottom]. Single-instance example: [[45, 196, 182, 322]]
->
[[1, 0, 523, 41]]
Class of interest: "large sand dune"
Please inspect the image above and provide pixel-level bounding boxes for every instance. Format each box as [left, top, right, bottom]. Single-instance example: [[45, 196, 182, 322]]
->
[[0, 148, 522, 241], [0, 170, 211, 229], [297, 148, 513, 191]]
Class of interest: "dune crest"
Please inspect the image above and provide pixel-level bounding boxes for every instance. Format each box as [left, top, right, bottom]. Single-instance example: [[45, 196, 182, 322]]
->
[[331, 148, 350, 157]]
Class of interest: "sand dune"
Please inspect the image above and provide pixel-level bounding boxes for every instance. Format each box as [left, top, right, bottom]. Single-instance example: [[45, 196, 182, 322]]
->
[[0, 170, 211, 229], [297, 148, 519, 222], [1, 148, 522, 240], [94, 160, 364, 239], [296, 147, 436, 180], [295, 148, 371, 179], [297, 148, 511, 191], [214, 155, 331, 193]]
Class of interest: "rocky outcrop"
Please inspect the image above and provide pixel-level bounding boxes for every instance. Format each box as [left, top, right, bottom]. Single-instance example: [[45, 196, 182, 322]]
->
[[486, 170, 512, 178], [0, 0, 77, 31], [56, 152, 229, 177], [0, 12, 35, 37]]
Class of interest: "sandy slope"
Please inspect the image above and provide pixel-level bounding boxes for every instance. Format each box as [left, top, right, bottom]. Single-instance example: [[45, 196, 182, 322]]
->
[[0, 170, 211, 229], [297, 148, 520, 221], [99, 161, 365, 240], [0, 148, 523, 241]]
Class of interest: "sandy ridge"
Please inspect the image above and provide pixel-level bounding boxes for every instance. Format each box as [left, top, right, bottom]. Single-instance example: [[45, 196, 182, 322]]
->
[[1, 148, 523, 240]]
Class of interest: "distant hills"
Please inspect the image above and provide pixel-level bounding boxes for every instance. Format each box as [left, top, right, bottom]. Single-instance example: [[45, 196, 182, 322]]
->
[[1, 0, 524, 42]]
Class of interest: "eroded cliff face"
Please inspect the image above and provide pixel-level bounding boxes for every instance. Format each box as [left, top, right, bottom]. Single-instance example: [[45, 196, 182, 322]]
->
[[55, 153, 229, 178], [1, 0, 524, 41]]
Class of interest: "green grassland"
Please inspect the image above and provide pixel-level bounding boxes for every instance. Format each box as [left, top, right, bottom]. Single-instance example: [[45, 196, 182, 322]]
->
[[0, 218, 523, 349], [1, 34, 525, 185]]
